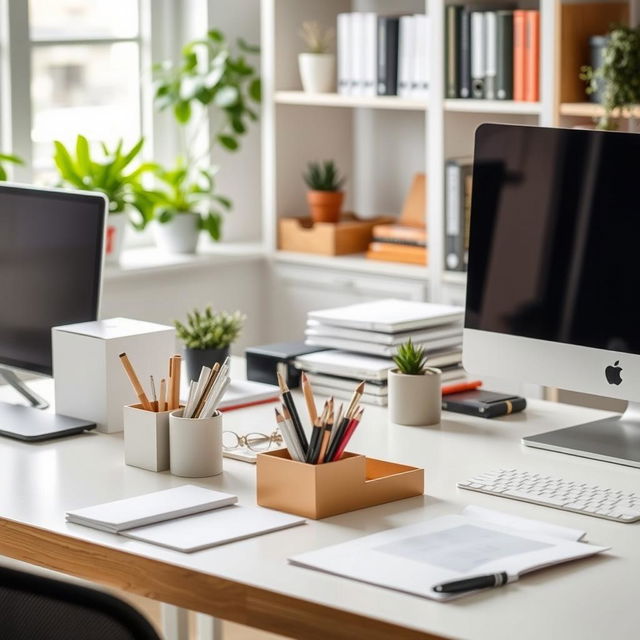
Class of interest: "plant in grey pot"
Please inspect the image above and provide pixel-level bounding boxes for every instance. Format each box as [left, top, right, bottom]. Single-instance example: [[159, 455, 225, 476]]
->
[[175, 307, 246, 382], [388, 340, 441, 426]]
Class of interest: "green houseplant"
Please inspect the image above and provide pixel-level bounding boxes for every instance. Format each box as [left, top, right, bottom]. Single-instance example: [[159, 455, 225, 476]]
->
[[298, 21, 335, 93], [175, 307, 246, 381], [303, 160, 346, 224], [388, 340, 441, 426], [151, 29, 260, 251], [581, 25, 640, 130], [53, 135, 155, 263], [0, 153, 23, 181], [146, 161, 231, 254]]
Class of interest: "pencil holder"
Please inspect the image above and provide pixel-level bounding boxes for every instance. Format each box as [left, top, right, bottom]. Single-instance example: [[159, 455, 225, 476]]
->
[[169, 409, 223, 477], [256, 449, 424, 519], [123, 404, 174, 472]]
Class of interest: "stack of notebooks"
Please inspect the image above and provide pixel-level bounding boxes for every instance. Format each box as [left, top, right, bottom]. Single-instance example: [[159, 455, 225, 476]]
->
[[337, 12, 430, 98], [297, 299, 466, 406], [367, 174, 427, 266], [445, 7, 540, 102], [66, 485, 304, 553]]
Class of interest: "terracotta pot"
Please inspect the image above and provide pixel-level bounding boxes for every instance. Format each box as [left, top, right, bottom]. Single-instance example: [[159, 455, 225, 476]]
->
[[307, 190, 344, 223]]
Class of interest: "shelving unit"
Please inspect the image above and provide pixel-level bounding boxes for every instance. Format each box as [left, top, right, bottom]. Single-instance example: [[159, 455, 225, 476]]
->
[[261, 0, 558, 312]]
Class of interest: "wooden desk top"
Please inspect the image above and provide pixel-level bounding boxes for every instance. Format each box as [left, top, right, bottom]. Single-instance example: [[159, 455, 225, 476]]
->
[[0, 375, 637, 640]]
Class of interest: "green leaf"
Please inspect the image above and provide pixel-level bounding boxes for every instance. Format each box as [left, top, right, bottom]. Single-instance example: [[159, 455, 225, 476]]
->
[[213, 194, 232, 209], [237, 37, 260, 54], [0, 166, 6, 181], [217, 134, 238, 151], [0, 153, 24, 165], [208, 29, 224, 43], [248, 77, 262, 102], [75, 135, 93, 179], [174, 100, 192, 124], [202, 211, 222, 240], [53, 141, 85, 187]]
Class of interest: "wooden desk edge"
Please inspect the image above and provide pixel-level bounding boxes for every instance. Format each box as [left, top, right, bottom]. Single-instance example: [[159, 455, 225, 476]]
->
[[0, 518, 448, 640]]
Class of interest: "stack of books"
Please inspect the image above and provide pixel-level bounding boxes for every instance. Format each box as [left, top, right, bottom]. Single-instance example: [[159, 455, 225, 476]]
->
[[445, 7, 540, 102], [296, 300, 466, 406], [367, 174, 427, 266], [337, 12, 430, 98]]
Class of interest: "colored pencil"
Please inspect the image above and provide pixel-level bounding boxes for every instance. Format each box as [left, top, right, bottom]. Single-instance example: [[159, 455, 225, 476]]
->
[[277, 372, 308, 454], [324, 381, 364, 462], [332, 407, 364, 461]]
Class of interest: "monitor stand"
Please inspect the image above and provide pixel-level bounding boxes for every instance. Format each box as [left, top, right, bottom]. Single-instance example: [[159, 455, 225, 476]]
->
[[523, 402, 640, 468], [0, 366, 95, 441]]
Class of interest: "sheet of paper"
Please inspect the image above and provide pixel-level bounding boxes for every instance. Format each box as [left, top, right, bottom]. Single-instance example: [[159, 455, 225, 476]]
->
[[122, 505, 305, 552]]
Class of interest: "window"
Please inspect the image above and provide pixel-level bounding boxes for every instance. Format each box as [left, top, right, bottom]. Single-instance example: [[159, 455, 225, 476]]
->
[[3, 0, 153, 183]]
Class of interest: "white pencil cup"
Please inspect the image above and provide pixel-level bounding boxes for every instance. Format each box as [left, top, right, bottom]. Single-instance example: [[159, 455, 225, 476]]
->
[[169, 409, 223, 477], [123, 404, 172, 472]]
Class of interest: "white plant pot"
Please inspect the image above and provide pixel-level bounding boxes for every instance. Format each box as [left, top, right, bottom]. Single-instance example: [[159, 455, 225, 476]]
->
[[298, 53, 336, 93], [388, 368, 442, 427], [169, 409, 223, 477], [104, 213, 127, 265], [152, 212, 200, 254]]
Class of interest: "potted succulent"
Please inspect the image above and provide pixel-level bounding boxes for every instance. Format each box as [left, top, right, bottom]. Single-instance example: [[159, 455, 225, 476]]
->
[[581, 25, 640, 130], [152, 29, 260, 249], [147, 161, 230, 254], [303, 160, 346, 223], [175, 307, 246, 382], [298, 21, 335, 93], [388, 340, 441, 426], [53, 135, 155, 264], [0, 152, 23, 181]]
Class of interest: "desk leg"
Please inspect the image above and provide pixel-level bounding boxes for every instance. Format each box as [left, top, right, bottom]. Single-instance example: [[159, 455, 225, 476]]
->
[[161, 603, 189, 640], [196, 613, 222, 640]]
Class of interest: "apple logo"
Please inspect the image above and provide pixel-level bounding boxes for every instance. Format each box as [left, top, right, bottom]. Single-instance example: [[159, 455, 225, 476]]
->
[[605, 361, 623, 385]]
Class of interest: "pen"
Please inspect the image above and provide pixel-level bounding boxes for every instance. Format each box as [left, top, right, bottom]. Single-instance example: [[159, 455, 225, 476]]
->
[[433, 571, 512, 594]]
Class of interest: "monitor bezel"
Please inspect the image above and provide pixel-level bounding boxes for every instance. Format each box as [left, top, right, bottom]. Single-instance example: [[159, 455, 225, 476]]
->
[[0, 183, 107, 376]]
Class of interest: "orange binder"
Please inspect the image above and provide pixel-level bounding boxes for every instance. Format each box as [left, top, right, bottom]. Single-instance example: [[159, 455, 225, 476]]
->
[[525, 11, 540, 102], [513, 10, 527, 102]]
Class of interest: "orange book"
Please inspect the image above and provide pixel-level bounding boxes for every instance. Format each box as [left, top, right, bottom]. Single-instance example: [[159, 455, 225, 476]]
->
[[513, 10, 527, 102], [366, 243, 428, 266], [525, 11, 540, 102], [372, 224, 427, 245]]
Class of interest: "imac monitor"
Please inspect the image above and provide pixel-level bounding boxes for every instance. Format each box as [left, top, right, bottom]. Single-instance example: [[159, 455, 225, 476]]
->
[[0, 184, 106, 439], [464, 123, 640, 468]]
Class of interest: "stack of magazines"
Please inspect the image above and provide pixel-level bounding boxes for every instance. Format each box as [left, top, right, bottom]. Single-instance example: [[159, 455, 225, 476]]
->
[[296, 299, 465, 406]]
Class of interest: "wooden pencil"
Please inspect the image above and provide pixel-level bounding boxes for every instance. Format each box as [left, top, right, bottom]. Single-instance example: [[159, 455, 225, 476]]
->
[[191, 362, 220, 418], [301, 372, 318, 425], [170, 355, 181, 410], [119, 353, 152, 411], [158, 378, 166, 412], [325, 381, 365, 462]]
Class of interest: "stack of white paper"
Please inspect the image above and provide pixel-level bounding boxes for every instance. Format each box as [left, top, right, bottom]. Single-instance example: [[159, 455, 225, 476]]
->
[[66, 485, 238, 533], [66, 485, 305, 552]]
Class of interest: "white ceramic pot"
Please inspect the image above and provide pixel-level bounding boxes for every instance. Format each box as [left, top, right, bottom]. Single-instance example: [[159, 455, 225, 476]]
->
[[104, 213, 127, 265], [169, 409, 223, 477], [388, 368, 442, 427], [298, 53, 336, 93], [152, 212, 200, 254]]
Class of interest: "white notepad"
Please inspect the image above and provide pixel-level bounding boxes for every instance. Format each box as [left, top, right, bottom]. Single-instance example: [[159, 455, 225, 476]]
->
[[289, 506, 609, 601], [66, 485, 238, 533], [122, 505, 305, 552], [308, 299, 464, 333]]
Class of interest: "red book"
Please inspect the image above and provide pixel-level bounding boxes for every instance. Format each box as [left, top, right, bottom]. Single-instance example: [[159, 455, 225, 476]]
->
[[525, 11, 540, 102], [513, 10, 527, 101]]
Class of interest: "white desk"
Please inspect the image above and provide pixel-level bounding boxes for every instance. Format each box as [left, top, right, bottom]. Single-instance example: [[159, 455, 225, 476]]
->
[[0, 377, 638, 640]]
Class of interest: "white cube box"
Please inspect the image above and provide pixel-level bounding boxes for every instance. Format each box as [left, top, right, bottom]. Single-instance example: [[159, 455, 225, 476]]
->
[[52, 318, 175, 433]]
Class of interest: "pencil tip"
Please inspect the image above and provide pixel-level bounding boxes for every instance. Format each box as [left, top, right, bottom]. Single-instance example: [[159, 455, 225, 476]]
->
[[356, 381, 365, 393], [119, 352, 126, 358]]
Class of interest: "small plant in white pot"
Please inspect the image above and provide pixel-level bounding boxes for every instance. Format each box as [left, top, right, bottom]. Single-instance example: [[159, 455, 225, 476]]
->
[[388, 340, 441, 426], [298, 21, 335, 93], [175, 307, 246, 383], [148, 161, 230, 254]]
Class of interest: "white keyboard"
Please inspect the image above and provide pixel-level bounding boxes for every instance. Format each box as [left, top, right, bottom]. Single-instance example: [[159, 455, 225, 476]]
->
[[458, 468, 640, 523]]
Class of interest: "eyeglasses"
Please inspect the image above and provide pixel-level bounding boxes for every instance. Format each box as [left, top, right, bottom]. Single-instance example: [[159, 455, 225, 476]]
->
[[222, 430, 283, 453]]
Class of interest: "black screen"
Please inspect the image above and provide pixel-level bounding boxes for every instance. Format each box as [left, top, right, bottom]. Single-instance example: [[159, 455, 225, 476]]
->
[[0, 186, 104, 374], [466, 124, 640, 355]]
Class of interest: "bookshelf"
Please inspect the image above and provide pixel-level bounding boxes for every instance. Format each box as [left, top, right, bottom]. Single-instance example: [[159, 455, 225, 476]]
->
[[261, 0, 557, 308]]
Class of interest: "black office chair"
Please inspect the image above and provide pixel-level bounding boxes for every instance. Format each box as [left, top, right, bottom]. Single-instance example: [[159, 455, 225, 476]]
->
[[0, 565, 161, 639]]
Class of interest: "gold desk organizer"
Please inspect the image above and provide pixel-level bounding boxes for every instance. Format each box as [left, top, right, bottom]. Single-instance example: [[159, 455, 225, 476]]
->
[[256, 449, 424, 519]]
